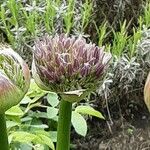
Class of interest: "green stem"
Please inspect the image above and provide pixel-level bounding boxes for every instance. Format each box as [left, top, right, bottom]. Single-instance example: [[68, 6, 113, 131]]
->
[[0, 113, 9, 150], [56, 100, 72, 150]]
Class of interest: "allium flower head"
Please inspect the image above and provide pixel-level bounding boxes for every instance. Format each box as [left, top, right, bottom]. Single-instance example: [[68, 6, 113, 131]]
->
[[0, 47, 30, 113], [32, 34, 111, 94], [144, 73, 150, 112]]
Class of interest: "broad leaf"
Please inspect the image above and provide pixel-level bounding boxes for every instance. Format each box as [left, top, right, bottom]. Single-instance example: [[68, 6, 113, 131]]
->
[[6, 121, 19, 129], [9, 131, 39, 144], [49, 131, 57, 142], [27, 79, 47, 98], [9, 131, 55, 150], [35, 132, 55, 150], [47, 92, 59, 107], [75, 105, 105, 119], [47, 107, 58, 119], [6, 105, 23, 116], [71, 111, 87, 136], [20, 96, 31, 104]]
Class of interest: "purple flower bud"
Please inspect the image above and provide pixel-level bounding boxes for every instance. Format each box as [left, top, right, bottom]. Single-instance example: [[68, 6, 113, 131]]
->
[[144, 73, 150, 112], [95, 64, 104, 78], [0, 47, 30, 113], [64, 39, 71, 49], [73, 59, 80, 70], [80, 63, 90, 77], [67, 64, 73, 76], [32, 34, 111, 92]]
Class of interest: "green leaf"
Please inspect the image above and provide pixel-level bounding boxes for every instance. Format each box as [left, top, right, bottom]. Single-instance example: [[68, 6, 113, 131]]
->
[[6, 115, 21, 123], [33, 144, 48, 150], [47, 107, 58, 119], [35, 134, 55, 150], [9, 131, 55, 150], [34, 130, 50, 137], [28, 124, 48, 129], [75, 105, 105, 119], [47, 92, 59, 107], [30, 93, 46, 104], [49, 131, 57, 142], [9, 131, 39, 144], [21, 116, 32, 122], [31, 112, 48, 119], [20, 96, 31, 104], [6, 121, 19, 129], [27, 79, 47, 98], [19, 144, 32, 150], [6, 105, 23, 116], [71, 111, 87, 136]]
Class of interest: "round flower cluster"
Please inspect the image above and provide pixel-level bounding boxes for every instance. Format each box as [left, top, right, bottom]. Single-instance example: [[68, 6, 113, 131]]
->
[[33, 34, 111, 92], [0, 48, 30, 113]]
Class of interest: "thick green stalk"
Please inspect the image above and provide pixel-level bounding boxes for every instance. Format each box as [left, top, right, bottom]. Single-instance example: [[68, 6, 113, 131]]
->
[[0, 113, 9, 150], [56, 100, 72, 150]]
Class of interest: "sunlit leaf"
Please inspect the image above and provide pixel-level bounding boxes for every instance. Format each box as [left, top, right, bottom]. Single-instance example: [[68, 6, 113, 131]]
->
[[75, 105, 105, 119], [47, 92, 59, 107], [49, 131, 57, 142], [9, 131, 55, 150], [35, 132, 55, 150], [6, 105, 24, 116], [6, 121, 19, 129], [20, 96, 31, 104], [10, 131, 39, 143], [71, 111, 87, 136], [47, 107, 58, 119]]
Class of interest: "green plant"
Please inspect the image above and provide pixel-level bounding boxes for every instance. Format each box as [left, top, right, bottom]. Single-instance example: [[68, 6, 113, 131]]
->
[[0, 5, 14, 44], [0, 0, 94, 64], [32, 34, 111, 150], [127, 16, 143, 58], [5, 77, 105, 149], [8, 79, 55, 150], [0, 46, 30, 150], [111, 20, 129, 57], [94, 0, 144, 31], [96, 21, 109, 47], [72, 105, 105, 136], [63, 0, 75, 34], [143, 2, 150, 28], [80, 0, 93, 33], [44, 0, 56, 33], [7, 0, 19, 28], [46, 91, 105, 137], [128, 27, 141, 58]]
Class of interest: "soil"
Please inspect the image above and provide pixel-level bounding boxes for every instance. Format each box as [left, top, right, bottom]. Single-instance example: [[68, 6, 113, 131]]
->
[[72, 100, 150, 150]]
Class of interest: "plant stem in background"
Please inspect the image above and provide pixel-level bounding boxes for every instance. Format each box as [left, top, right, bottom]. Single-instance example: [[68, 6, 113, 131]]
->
[[0, 114, 9, 150], [56, 100, 72, 150]]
